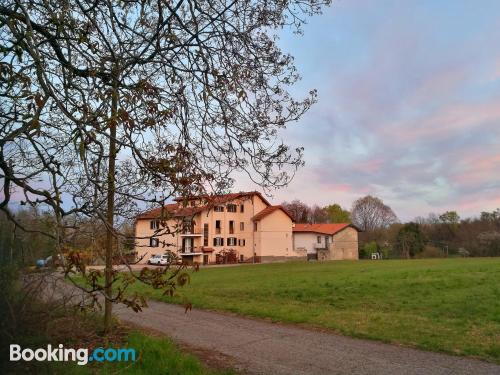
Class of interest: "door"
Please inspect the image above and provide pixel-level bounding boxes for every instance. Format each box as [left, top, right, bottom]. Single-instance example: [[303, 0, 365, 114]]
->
[[183, 238, 193, 253], [203, 255, 209, 265]]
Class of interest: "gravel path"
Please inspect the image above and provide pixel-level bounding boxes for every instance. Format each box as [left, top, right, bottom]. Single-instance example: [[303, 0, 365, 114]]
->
[[114, 301, 500, 375]]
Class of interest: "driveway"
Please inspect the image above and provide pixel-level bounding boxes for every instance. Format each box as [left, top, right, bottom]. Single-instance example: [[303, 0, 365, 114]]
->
[[114, 301, 500, 375]]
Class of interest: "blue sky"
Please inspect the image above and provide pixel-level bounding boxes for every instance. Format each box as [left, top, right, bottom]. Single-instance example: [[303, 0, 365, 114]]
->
[[234, 0, 500, 221]]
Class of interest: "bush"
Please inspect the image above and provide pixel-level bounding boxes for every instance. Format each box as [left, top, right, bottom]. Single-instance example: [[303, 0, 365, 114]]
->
[[415, 245, 444, 259], [360, 241, 379, 259]]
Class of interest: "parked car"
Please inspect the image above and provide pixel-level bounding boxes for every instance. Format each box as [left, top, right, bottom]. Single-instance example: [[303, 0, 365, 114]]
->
[[35, 254, 65, 268], [148, 253, 176, 266], [147, 254, 161, 265]]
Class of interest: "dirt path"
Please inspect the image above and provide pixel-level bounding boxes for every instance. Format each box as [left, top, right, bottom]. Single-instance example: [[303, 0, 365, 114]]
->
[[114, 301, 500, 375]]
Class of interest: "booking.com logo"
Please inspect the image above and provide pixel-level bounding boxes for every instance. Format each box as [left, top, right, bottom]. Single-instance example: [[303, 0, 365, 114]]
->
[[10, 344, 136, 365]]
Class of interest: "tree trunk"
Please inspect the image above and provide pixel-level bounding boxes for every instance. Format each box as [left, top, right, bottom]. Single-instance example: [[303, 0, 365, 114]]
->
[[104, 78, 118, 333]]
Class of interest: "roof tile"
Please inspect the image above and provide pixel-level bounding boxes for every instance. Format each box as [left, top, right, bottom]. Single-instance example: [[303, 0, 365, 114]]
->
[[293, 223, 359, 235]]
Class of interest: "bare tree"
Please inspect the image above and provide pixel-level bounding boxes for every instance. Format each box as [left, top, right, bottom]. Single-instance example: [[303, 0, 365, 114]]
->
[[309, 205, 328, 223], [351, 195, 398, 231], [1, 0, 330, 332], [282, 200, 311, 222]]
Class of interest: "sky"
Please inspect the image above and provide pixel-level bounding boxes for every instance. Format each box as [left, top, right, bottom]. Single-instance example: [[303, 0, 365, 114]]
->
[[235, 0, 500, 221], [4, 1, 500, 222]]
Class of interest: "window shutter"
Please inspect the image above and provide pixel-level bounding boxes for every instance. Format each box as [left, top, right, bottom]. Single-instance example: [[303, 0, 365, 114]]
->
[[221, 238, 224, 246], [213, 237, 216, 246]]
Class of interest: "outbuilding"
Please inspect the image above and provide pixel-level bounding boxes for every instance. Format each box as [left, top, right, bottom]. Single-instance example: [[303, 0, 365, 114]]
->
[[292, 223, 360, 261]]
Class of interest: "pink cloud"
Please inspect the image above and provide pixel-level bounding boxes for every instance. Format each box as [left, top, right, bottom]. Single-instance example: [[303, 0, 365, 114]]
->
[[451, 152, 500, 186], [384, 99, 500, 143], [352, 158, 384, 173]]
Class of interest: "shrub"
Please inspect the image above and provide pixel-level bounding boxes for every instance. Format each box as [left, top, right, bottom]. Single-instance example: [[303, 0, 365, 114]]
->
[[458, 248, 470, 257], [415, 245, 443, 259]]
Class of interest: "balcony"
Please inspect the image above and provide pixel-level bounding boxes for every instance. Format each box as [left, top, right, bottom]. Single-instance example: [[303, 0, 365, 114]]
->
[[180, 228, 202, 237], [180, 246, 204, 255], [314, 243, 327, 250]]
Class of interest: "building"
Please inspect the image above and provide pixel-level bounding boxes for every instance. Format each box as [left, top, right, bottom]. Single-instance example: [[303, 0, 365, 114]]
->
[[135, 191, 305, 264], [292, 223, 360, 260]]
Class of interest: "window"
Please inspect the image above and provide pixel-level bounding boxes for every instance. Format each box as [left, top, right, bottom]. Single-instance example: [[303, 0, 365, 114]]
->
[[213, 237, 224, 246], [203, 223, 209, 246], [238, 239, 246, 247], [227, 204, 237, 212], [253, 222, 258, 232], [317, 236, 321, 244], [214, 206, 224, 212], [215, 220, 221, 234], [150, 220, 160, 230], [150, 238, 159, 247], [240, 222, 244, 231], [229, 220, 235, 234], [227, 237, 237, 246], [240, 204, 244, 213], [182, 219, 193, 234]]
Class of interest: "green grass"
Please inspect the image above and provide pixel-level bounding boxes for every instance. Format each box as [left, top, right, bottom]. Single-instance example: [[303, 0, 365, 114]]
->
[[123, 258, 500, 362], [49, 331, 233, 375]]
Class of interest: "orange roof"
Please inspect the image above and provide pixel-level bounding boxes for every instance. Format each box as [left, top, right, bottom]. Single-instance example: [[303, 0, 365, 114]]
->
[[251, 205, 294, 222], [136, 204, 178, 219], [136, 203, 204, 220], [136, 191, 273, 220], [293, 223, 360, 235], [174, 191, 271, 206]]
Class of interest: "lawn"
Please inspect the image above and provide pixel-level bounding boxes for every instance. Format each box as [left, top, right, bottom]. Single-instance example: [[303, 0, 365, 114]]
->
[[54, 332, 234, 375], [124, 258, 500, 362]]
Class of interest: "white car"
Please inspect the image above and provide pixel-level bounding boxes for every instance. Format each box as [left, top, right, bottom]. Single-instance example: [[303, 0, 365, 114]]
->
[[148, 253, 175, 266]]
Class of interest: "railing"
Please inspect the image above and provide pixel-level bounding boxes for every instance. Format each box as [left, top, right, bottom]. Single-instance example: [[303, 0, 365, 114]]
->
[[314, 243, 327, 249], [181, 228, 202, 235], [180, 246, 202, 254]]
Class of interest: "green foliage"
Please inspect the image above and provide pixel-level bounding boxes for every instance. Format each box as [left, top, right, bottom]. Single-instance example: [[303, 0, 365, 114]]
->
[[324, 204, 351, 223], [480, 209, 500, 222], [128, 259, 500, 362], [0, 265, 20, 361], [77, 332, 234, 375], [0, 210, 56, 265], [395, 222, 425, 258], [359, 241, 379, 259], [439, 211, 460, 225]]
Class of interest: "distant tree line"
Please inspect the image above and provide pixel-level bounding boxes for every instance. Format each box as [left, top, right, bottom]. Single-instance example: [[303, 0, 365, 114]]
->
[[282, 196, 500, 259], [0, 209, 134, 266], [282, 195, 397, 227], [361, 208, 500, 259], [281, 200, 352, 224]]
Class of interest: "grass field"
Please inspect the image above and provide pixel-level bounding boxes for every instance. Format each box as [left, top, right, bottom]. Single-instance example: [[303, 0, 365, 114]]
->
[[124, 258, 500, 362], [59, 332, 233, 375]]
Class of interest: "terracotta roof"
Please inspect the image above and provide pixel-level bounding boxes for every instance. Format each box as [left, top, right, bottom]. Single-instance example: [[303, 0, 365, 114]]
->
[[174, 191, 271, 206], [251, 205, 294, 222], [135, 204, 178, 219], [136, 203, 205, 220], [293, 223, 360, 235], [137, 191, 273, 220]]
